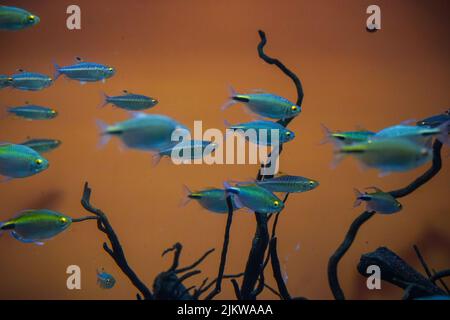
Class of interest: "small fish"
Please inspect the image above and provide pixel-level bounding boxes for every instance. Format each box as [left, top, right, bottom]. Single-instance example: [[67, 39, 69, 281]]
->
[[54, 57, 115, 83], [152, 140, 218, 166], [0, 74, 12, 89], [181, 185, 240, 213], [7, 104, 58, 120], [334, 138, 432, 175], [225, 120, 295, 145], [10, 70, 52, 91], [241, 175, 319, 193], [373, 121, 449, 145], [353, 187, 402, 214], [222, 86, 301, 120], [321, 124, 375, 146], [224, 182, 284, 214], [0, 6, 40, 30], [0, 143, 49, 179], [97, 112, 189, 151], [415, 295, 450, 300], [417, 109, 450, 131], [101, 90, 158, 110], [0, 210, 71, 245], [96, 269, 116, 289], [20, 138, 62, 153]]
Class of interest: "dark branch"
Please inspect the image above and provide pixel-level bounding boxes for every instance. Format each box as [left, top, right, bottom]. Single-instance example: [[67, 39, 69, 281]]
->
[[413, 245, 433, 278], [81, 182, 154, 300], [162, 242, 183, 272], [176, 248, 215, 274], [269, 237, 291, 300], [72, 215, 99, 223], [430, 269, 450, 284]]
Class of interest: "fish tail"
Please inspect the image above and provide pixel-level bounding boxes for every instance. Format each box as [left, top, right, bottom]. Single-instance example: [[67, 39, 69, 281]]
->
[[98, 92, 109, 108], [330, 151, 345, 169], [52, 61, 61, 80], [151, 152, 162, 167], [319, 123, 333, 145], [96, 119, 111, 148], [221, 85, 238, 111], [353, 188, 363, 208], [180, 184, 192, 207], [437, 120, 450, 145]]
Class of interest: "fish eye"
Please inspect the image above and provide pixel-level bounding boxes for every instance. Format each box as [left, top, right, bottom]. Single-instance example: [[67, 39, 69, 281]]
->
[[35, 159, 43, 165], [51, 110, 57, 114], [28, 15, 35, 22], [291, 105, 298, 112], [59, 217, 68, 224], [273, 200, 279, 207], [309, 180, 315, 186], [285, 131, 291, 136], [108, 67, 114, 72]]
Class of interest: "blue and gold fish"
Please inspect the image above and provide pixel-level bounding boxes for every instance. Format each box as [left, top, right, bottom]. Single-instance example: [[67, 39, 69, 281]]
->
[[97, 112, 189, 151], [0, 74, 12, 89], [10, 70, 52, 91], [182, 186, 240, 213], [374, 121, 449, 145], [54, 57, 115, 84], [0, 210, 71, 245], [222, 86, 301, 120], [224, 182, 284, 214], [20, 138, 62, 153], [96, 269, 116, 289], [7, 104, 58, 120], [153, 140, 217, 166], [225, 120, 295, 145], [242, 174, 319, 193], [0, 6, 40, 30], [417, 109, 450, 128], [321, 124, 375, 146], [353, 187, 402, 214], [0, 143, 49, 179], [101, 90, 158, 110]]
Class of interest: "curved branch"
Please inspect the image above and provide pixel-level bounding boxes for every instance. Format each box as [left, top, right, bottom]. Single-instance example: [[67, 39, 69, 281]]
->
[[430, 270, 450, 283], [81, 182, 154, 300], [327, 139, 444, 300], [269, 237, 291, 300]]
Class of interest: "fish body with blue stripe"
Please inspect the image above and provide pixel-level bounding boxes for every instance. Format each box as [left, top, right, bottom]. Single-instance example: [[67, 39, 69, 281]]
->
[[374, 122, 449, 145], [0, 143, 49, 179], [222, 87, 301, 120], [246, 175, 319, 193], [10, 71, 52, 91], [96, 269, 116, 289], [0, 210, 71, 245], [417, 109, 450, 132], [226, 120, 295, 145], [153, 140, 218, 165], [102, 91, 158, 110], [8, 104, 58, 120], [353, 187, 402, 214], [54, 58, 115, 83], [21, 138, 62, 153], [0, 74, 12, 89], [0, 6, 40, 30], [182, 186, 240, 214], [321, 124, 375, 146]]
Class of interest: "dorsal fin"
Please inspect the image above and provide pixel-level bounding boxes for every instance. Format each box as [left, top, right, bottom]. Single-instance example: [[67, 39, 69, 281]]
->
[[17, 69, 24, 73], [75, 56, 83, 62], [122, 90, 129, 94]]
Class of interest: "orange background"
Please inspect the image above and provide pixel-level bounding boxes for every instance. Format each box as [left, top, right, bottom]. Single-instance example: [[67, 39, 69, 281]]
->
[[0, 0, 449, 299]]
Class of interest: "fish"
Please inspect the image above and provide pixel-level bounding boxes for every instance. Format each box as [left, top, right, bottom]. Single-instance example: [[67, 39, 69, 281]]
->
[[239, 174, 319, 193], [101, 90, 158, 110], [181, 185, 240, 213], [225, 120, 295, 145], [152, 140, 218, 166], [7, 104, 58, 120], [353, 187, 402, 214], [0, 143, 49, 179], [9, 70, 52, 91], [0, 6, 40, 30], [224, 182, 284, 214], [334, 138, 432, 175], [54, 57, 115, 83], [0, 74, 12, 89], [20, 138, 62, 153], [222, 86, 301, 120], [0, 210, 71, 245], [373, 121, 449, 145], [417, 109, 450, 131], [97, 112, 190, 151], [96, 269, 116, 289], [321, 124, 375, 146]]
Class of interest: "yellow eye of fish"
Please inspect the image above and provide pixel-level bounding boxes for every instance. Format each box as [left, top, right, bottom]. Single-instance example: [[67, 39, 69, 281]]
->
[[273, 200, 279, 207], [7, 77, 13, 82], [291, 105, 298, 111], [28, 15, 35, 21], [309, 181, 315, 185], [108, 67, 113, 71], [285, 132, 291, 136], [35, 159, 43, 165]]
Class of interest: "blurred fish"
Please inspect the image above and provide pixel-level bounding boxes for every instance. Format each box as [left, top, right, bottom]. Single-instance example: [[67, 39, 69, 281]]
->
[[10, 70, 52, 91], [0, 6, 40, 30], [21, 138, 62, 153], [152, 140, 217, 166], [181, 185, 240, 213], [334, 138, 432, 175], [97, 112, 189, 151], [0, 74, 12, 89], [54, 57, 115, 84], [353, 187, 402, 214], [96, 269, 116, 289], [7, 104, 58, 120], [225, 120, 295, 145], [0, 210, 71, 245], [417, 109, 450, 131], [224, 182, 284, 214], [321, 124, 375, 146], [415, 295, 450, 300], [101, 90, 158, 110], [222, 86, 301, 120], [0, 143, 49, 179], [374, 121, 449, 145], [240, 174, 319, 193]]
